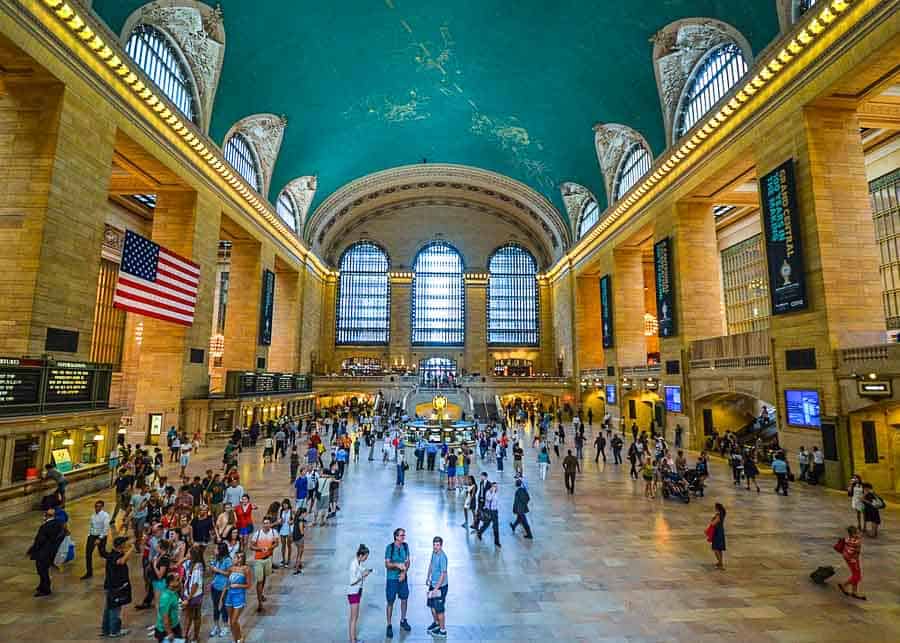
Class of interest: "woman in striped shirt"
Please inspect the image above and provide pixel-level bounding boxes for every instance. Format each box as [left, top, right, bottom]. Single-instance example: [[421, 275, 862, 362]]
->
[[837, 526, 865, 600]]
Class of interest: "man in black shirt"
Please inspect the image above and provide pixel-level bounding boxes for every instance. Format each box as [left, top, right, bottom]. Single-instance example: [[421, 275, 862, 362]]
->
[[562, 450, 580, 495], [28, 507, 65, 596], [112, 468, 134, 523], [594, 433, 606, 463], [470, 472, 490, 533], [101, 536, 133, 637]]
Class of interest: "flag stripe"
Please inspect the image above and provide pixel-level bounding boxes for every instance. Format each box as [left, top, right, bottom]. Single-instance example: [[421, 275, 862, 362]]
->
[[118, 274, 197, 305], [155, 270, 199, 295], [114, 283, 195, 314], [159, 248, 200, 275], [157, 256, 201, 284], [113, 298, 193, 326], [113, 294, 194, 321]]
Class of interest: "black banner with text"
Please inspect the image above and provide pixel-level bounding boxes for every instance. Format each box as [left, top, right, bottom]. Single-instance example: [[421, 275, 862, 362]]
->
[[654, 237, 676, 337], [600, 274, 613, 348]]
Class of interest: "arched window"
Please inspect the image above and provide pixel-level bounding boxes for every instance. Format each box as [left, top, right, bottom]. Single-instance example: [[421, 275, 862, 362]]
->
[[613, 143, 652, 201], [488, 245, 539, 346], [124, 24, 198, 124], [223, 133, 262, 193], [336, 242, 390, 345], [412, 242, 465, 346], [276, 190, 298, 231], [674, 43, 748, 140], [578, 199, 600, 239]]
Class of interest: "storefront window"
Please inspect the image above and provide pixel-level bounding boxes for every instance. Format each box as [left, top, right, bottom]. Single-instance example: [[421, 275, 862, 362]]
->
[[48, 426, 107, 468], [12, 436, 41, 483]]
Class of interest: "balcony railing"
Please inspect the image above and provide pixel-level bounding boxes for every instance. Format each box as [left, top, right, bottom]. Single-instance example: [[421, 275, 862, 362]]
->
[[689, 329, 770, 361], [689, 355, 771, 370], [620, 365, 661, 376]]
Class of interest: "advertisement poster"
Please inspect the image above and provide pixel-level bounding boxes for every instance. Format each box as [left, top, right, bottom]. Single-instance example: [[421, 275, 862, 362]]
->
[[760, 159, 808, 315], [664, 386, 682, 413], [605, 384, 617, 405], [785, 389, 820, 428], [600, 274, 614, 348], [259, 268, 275, 346], [654, 237, 676, 337]]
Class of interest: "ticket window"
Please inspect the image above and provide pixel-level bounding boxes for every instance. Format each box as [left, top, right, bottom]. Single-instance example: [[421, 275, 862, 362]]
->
[[12, 436, 41, 483], [81, 427, 104, 465], [49, 430, 74, 465]]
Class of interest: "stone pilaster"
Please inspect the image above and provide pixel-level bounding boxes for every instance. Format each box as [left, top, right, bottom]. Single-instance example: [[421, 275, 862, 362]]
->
[[0, 82, 115, 358], [612, 247, 646, 367], [269, 263, 302, 373], [464, 273, 488, 375], [575, 274, 604, 369], [388, 273, 412, 369], [221, 239, 274, 372]]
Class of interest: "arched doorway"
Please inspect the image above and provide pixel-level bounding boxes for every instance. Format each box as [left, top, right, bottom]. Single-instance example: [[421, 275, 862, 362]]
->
[[419, 357, 457, 386], [694, 392, 777, 456]]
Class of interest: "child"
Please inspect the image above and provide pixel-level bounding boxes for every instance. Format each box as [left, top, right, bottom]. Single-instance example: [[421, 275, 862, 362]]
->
[[642, 460, 655, 499]]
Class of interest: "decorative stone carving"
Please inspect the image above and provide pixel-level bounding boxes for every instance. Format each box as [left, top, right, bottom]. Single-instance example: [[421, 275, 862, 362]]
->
[[651, 18, 752, 143], [307, 164, 569, 266], [123, 2, 226, 133], [224, 114, 288, 196], [559, 182, 596, 237], [282, 176, 318, 226], [102, 224, 125, 262], [592, 124, 651, 202]]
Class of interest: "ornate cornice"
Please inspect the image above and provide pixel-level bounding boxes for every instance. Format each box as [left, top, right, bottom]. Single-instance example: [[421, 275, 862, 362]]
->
[[223, 113, 287, 198], [307, 164, 570, 265]]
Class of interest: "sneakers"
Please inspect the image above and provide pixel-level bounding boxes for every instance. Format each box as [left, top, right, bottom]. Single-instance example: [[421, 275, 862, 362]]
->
[[427, 622, 439, 633], [433, 629, 447, 638], [386, 624, 394, 638], [400, 619, 412, 632], [211, 626, 219, 637], [110, 630, 130, 639]]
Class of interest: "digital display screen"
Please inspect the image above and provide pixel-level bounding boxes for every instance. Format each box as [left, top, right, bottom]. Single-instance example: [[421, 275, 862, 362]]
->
[[0, 368, 42, 405], [605, 384, 617, 405], [45, 365, 93, 403], [785, 389, 820, 428], [665, 386, 682, 413]]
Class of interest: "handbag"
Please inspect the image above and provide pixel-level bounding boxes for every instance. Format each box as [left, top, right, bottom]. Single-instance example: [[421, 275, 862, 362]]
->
[[833, 538, 846, 554], [109, 581, 132, 607], [704, 524, 715, 543]]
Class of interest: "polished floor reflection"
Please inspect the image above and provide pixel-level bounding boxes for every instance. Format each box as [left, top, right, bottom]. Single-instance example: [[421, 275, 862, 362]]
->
[[3, 429, 899, 642]]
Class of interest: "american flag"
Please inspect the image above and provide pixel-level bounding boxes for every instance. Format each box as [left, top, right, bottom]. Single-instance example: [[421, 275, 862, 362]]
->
[[113, 230, 200, 326]]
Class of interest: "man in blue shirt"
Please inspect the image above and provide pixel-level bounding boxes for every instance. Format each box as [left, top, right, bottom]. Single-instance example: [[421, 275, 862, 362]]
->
[[293, 467, 308, 510], [771, 452, 789, 495], [426, 536, 448, 638], [384, 527, 412, 638]]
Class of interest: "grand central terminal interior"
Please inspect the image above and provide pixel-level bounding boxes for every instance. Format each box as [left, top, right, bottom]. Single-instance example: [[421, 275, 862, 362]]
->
[[1, 1, 899, 641]]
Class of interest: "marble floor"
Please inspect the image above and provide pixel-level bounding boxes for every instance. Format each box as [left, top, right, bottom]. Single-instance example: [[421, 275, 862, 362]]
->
[[3, 428, 899, 642]]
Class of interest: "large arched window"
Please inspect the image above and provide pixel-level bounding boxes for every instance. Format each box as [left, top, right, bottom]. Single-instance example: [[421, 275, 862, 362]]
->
[[674, 43, 748, 140], [275, 190, 298, 231], [336, 242, 390, 345], [613, 143, 652, 201], [412, 242, 465, 346], [488, 245, 539, 346], [124, 24, 198, 124], [223, 133, 262, 193], [578, 199, 601, 239]]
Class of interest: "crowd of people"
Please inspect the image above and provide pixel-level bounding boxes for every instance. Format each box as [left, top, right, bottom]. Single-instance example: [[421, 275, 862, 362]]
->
[[25, 399, 889, 642]]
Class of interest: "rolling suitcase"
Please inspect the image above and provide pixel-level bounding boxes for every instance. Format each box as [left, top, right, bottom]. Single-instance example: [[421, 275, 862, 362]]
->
[[810, 565, 835, 584]]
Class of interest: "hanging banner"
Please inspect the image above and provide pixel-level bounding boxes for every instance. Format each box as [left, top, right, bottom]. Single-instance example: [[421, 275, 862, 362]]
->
[[259, 269, 275, 346], [654, 237, 676, 337], [760, 159, 808, 315], [600, 274, 614, 348]]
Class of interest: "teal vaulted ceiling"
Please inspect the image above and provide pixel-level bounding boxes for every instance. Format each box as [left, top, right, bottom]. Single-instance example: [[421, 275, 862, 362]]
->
[[91, 0, 779, 227]]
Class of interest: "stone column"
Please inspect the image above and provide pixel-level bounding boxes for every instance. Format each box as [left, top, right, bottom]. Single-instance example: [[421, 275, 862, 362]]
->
[[575, 274, 603, 370], [537, 277, 555, 373], [131, 190, 221, 439], [299, 264, 324, 373], [612, 247, 646, 367], [389, 273, 412, 369], [464, 273, 488, 376], [269, 262, 303, 373], [221, 239, 275, 372], [0, 82, 115, 358]]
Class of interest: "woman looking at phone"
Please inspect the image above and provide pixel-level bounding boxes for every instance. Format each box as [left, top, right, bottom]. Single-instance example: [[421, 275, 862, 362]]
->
[[348, 544, 372, 643]]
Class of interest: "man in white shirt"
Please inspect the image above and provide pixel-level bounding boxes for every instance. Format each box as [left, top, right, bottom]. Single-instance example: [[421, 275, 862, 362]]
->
[[81, 499, 110, 579], [223, 479, 245, 508], [810, 446, 825, 485]]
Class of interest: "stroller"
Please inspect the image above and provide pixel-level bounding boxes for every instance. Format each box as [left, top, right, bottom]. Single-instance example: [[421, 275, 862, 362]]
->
[[661, 473, 691, 503], [683, 469, 705, 497]]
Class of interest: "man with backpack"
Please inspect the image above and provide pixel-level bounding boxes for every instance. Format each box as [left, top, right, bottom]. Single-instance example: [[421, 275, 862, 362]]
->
[[384, 527, 412, 638]]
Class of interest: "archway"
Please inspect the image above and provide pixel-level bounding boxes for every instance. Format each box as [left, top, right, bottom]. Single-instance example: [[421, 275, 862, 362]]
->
[[419, 357, 458, 386], [693, 391, 777, 456]]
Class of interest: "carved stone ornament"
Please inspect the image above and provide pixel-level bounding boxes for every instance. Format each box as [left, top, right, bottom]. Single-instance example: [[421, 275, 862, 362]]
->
[[102, 224, 125, 262], [127, 2, 226, 133], [592, 123, 650, 201], [651, 18, 751, 142], [282, 175, 318, 226], [225, 114, 288, 196], [558, 182, 596, 236]]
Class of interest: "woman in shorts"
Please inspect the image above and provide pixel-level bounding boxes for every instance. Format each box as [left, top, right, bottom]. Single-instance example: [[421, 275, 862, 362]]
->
[[277, 498, 294, 568], [347, 544, 372, 643], [292, 507, 307, 575], [224, 551, 252, 643], [181, 544, 205, 642]]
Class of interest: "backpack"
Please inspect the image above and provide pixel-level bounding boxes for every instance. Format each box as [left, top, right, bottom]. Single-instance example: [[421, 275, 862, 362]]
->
[[389, 542, 409, 565]]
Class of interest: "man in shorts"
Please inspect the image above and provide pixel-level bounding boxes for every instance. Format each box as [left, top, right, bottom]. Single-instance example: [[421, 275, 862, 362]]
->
[[384, 527, 412, 638], [249, 517, 278, 612], [426, 536, 448, 638]]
